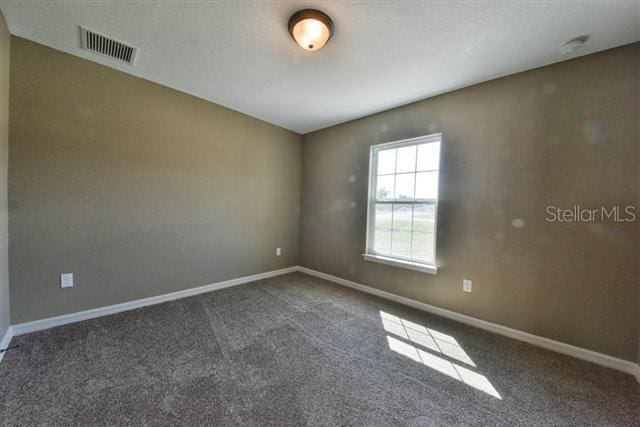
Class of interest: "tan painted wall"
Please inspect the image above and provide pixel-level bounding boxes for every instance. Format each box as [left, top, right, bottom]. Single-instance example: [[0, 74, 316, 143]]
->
[[0, 12, 9, 337], [9, 37, 301, 323], [300, 43, 640, 362], [6, 33, 639, 364]]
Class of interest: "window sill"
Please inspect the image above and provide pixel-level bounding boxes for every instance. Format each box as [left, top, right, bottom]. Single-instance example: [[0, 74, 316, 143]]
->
[[362, 254, 438, 275]]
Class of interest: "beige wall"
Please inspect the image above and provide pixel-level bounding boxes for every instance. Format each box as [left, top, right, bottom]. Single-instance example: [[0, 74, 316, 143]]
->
[[300, 43, 640, 362], [0, 12, 9, 338], [9, 37, 301, 323], [6, 34, 640, 364]]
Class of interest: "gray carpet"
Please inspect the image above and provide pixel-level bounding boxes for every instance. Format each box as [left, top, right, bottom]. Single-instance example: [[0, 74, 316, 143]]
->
[[0, 272, 638, 426]]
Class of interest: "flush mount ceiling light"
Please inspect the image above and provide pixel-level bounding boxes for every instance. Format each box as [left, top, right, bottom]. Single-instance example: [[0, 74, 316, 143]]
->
[[288, 9, 334, 51]]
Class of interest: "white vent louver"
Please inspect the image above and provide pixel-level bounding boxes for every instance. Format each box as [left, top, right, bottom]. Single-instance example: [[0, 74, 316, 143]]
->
[[79, 26, 137, 65]]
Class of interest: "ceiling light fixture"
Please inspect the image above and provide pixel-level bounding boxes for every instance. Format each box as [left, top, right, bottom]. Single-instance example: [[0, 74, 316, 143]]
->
[[288, 9, 333, 51]]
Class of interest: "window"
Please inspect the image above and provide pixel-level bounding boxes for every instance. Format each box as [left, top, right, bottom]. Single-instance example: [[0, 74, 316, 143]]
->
[[364, 134, 441, 274]]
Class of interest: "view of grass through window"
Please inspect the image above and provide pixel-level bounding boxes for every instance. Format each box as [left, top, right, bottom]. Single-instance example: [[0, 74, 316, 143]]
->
[[369, 137, 441, 264]]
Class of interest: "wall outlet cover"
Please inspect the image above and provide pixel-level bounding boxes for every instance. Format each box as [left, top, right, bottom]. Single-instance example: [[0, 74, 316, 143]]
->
[[463, 279, 472, 293], [61, 273, 74, 288]]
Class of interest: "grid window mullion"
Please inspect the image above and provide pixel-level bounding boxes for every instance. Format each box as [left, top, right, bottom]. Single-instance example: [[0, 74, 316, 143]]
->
[[410, 142, 419, 259], [409, 205, 415, 260], [391, 148, 398, 250], [390, 203, 395, 255], [375, 201, 422, 205], [392, 148, 398, 200], [369, 139, 440, 265]]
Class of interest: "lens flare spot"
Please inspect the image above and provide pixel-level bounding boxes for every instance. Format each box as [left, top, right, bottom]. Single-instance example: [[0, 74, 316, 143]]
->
[[512, 218, 527, 228], [582, 121, 606, 143]]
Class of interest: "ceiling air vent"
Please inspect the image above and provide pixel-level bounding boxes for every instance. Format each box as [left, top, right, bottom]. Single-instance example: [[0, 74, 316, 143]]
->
[[79, 26, 137, 65]]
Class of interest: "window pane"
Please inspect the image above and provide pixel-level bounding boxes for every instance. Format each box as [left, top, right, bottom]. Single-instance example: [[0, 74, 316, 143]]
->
[[417, 142, 440, 171], [369, 138, 441, 265], [376, 175, 394, 200], [374, 228, 391, 254], [413, 203, 436, 233], [374, 204, 392, 229], [377, 149, 396, 175], [394, 173, 415, 200], [396, 145, 416, 173], [392, 230, 412, 258], [415, 171, 438, 199], [392, 204, 412, 230], [412, 232, 435, 262]]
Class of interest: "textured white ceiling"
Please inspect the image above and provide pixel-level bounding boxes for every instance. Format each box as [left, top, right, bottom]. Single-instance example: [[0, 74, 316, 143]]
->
[[1, 1, 638, 134]]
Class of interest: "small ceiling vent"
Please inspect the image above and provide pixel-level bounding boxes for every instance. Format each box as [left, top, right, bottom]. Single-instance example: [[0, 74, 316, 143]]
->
[[79, 26, 137, 65]]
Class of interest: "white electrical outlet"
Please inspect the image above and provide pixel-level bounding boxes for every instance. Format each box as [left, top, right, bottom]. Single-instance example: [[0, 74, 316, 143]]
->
[[463, 279, 472, 293], [276, 247, 282, 256], [61, 273, 74, 288]]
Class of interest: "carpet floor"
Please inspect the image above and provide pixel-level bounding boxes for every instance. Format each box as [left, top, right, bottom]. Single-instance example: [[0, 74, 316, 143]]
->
[[0, 272, 638, 425]]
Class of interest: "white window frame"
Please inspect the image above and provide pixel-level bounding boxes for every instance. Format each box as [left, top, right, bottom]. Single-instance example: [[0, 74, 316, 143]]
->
[[363, 133, 441, 274]]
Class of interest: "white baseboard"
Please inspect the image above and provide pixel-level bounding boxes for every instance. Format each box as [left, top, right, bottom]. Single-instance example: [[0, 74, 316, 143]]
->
[[11, 266, 298, 336], [0, 325, 13, 363], [297, 266, 640, 381], [6, 264, 640, 385]]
